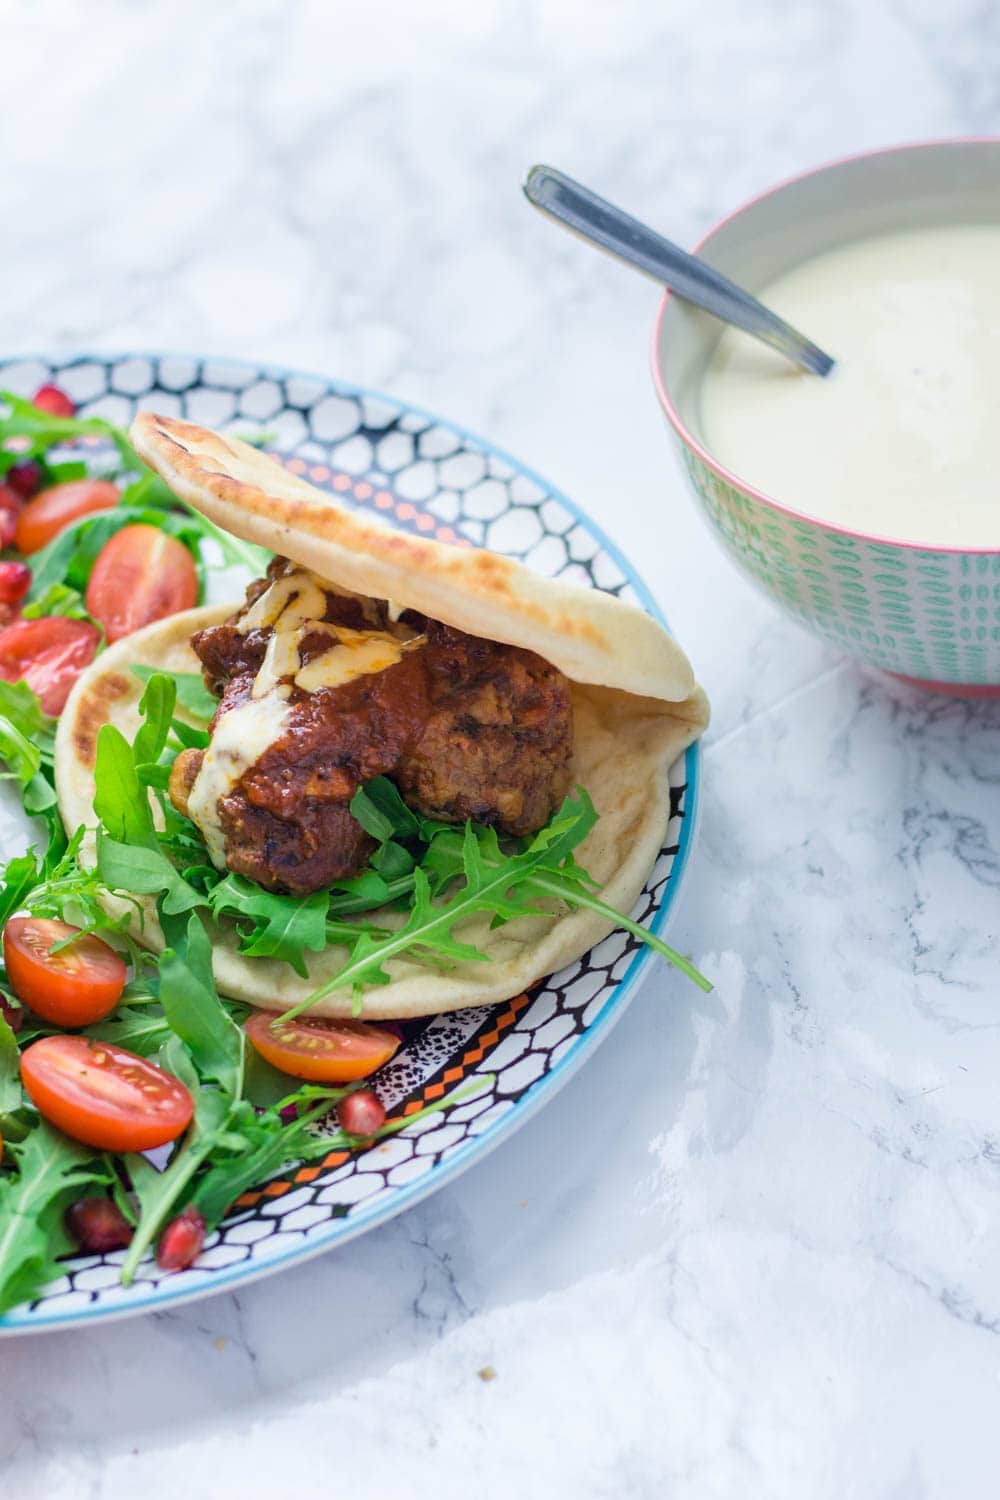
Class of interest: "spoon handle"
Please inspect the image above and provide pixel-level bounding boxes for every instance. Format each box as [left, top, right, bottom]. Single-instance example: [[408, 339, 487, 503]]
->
[[523, 164, 834, 378]]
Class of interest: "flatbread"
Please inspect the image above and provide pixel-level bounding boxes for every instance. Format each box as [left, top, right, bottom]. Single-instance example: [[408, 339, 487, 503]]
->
[[53, 419, 709, 1019]]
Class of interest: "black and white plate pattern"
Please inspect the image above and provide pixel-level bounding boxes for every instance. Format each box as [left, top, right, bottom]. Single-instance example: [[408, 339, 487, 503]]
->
[[0, 353, 701, 1334]]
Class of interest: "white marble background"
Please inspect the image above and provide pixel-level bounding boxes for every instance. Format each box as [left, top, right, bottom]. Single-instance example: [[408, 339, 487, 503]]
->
[[2, 1, 1000, 1496]]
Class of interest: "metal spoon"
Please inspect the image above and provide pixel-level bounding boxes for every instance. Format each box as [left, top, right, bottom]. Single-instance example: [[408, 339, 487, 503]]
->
[[523, 164, 835, 378]]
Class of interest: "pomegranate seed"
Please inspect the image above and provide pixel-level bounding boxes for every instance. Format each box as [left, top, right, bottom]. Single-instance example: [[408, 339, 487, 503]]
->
[[65, 1196, 134, 1254], [338, 1088, 386, 1138], [157, 1205, 205, 1271], [0, 561, 31, 606], [5, 461, 42, 500], [32, 384, 75, 418]]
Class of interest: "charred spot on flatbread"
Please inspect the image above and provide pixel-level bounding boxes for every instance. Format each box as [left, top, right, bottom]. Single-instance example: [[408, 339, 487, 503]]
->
[[70, 671, 133, 769]]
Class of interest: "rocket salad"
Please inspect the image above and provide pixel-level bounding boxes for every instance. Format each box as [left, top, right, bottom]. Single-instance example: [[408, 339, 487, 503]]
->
[[0, 388, 476, 1309], [0, 661, 478, 1312]]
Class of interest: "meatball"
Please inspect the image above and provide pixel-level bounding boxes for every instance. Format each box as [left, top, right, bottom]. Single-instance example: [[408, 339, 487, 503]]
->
[[179, 564, 575, 895], [198, 652, 430, 895], [214, 796, 375, 896], [394, 622, 574, 838]]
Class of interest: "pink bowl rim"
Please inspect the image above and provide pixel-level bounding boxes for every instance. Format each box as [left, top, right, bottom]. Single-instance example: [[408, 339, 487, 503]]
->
[[650, 136, 1000, 557]]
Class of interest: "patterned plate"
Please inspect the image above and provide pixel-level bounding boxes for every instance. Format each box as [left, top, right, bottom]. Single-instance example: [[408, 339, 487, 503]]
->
[[0, 352, 701, 1334]]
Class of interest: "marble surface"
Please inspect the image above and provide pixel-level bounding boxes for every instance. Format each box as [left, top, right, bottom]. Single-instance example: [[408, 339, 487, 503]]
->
[[2, 1, 999, 1496]]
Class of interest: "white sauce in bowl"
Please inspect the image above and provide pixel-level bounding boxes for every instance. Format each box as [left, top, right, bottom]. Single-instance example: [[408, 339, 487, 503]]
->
[[698, 224, 1000, 548]]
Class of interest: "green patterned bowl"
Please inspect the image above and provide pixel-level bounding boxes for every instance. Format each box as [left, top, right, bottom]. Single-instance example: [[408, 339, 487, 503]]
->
[[652, 139, 1000, 696]]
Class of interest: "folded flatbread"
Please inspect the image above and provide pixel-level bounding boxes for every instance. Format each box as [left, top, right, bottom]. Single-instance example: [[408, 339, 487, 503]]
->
[[54, 417, 709, 1018]]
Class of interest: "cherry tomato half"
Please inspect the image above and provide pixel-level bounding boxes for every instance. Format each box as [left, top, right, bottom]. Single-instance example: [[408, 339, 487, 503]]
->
[[14, 479, 119, 555], [32, 384, 75, 417], [85, 524, 198, 644], [244, 1012, 401, 1083], [3, 916, 126, 1027], [0, 616, 100, 714], [20, 1036, 194, 1151]]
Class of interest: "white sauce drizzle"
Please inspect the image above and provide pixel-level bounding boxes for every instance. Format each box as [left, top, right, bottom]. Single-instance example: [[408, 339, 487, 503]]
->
[[186, 695, 293, 869]]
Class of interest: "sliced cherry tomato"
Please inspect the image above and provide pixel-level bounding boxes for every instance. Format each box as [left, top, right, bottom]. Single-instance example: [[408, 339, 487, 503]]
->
[[3, 916, 126, 1027], [85, 524, 198, 643], [20, 1036, 194, 1151], [32, 384, 75, 417], [244, 1012, 401, 1082], [14, 478, 119, 555], [0, 616, 100, 714]]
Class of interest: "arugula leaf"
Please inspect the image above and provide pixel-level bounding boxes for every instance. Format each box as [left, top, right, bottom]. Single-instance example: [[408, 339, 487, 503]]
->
[[283, 788, 711, 1017], [167, 718, 210, 751], [0, 1014, 22, 1115], [0, 714, 55, 816], [0, 1121, 110, 1314], [207, 875, 329, 977], [14, 827, 126, 943], [350, 777, 421, 843], [0, 388, 139, 471], [189, 1091, 341, 1228], [0, 852, 42, 928], [20, 582, 90, 621], [191, 1076, 496, 1228], [0, 680, 57, 767], [95, 834, 205, 916], [93, 724, 155, 845], [133, 673, 176, 768], [85, 1005, 174, 1056], [119, 471, 186, 511], [326, 867, 394, 913], [136, 762, 173, 792], [240, 1042, 302, 1109], [46, 460, 89, 483], [157, 912, 244, 1094], [130, 666, 216, 723], [0, 679, 63, 846], [370, 839, 415, 881], [119, 1083, 230, 1286]]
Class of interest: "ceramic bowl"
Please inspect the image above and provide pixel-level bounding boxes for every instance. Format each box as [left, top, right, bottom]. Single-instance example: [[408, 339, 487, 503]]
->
[[652, 139, 1000, 696]]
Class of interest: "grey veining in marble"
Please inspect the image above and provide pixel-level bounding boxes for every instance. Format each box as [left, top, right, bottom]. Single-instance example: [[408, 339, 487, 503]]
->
[[2, 1, 999, 1497]]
